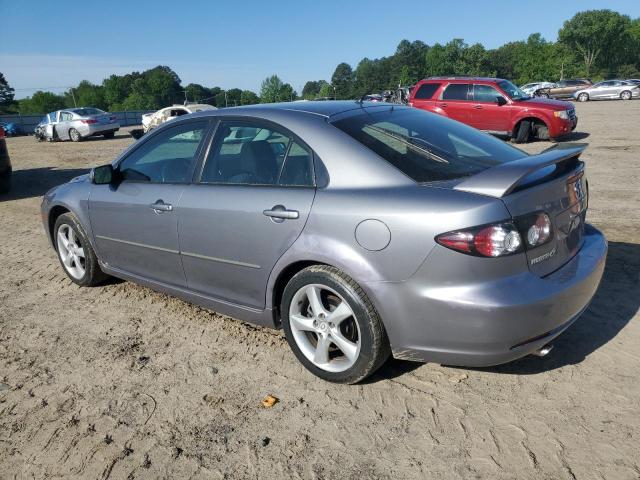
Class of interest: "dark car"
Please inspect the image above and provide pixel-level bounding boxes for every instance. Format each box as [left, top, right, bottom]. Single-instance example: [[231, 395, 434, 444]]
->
[[409, 77, 577, 143], [0, 125, 11, 193], [537, 79, 592, 99]]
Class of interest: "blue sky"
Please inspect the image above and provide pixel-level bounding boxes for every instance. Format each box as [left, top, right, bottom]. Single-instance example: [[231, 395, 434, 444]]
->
[[2, 0, 639, 98]]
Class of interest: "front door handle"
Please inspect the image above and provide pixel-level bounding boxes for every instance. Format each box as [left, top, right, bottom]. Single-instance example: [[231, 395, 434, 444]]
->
[[440, 103, 448, 108], [473, 104, 483, 109], [263, 204, 299, 222], [150, 200, 173, 213]]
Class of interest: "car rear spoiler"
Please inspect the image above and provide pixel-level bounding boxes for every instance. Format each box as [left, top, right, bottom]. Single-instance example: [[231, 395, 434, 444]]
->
[[454, 144, 587, 198]]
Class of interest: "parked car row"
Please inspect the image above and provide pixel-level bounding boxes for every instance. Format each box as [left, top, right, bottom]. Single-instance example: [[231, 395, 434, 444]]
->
[[519, 78, 640, 101], [0, 124, 11, 193]]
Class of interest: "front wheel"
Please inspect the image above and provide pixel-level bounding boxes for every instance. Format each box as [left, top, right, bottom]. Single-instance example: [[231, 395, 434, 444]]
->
[[538, 92, 550, 98], [620, 90, 632, 100], [54, 213, 108, 286], [281, 265, 390, 384], [577, 93, 589, 102]]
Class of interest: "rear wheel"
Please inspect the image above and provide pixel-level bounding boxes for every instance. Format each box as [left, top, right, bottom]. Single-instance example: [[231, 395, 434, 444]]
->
[[69, 128, 82, 142], [54, 213, 108, 286], [513, 120, 532, 143], [281, 265, 390, 384], [620, 90, 632, 100], [538, 92, 550, 98], [577, 93, 589, 102]]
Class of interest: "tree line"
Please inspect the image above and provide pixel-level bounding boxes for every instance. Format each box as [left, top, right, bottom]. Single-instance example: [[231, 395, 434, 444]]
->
[[1, 9, 639, 115]]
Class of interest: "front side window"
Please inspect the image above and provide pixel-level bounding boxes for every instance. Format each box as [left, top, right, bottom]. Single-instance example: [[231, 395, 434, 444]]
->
[[441, 83, 470, 101], [331, 108, 527, 183], [200, 121, 314, 187], [48, 112, 58, 123], [497, 80, 529, 100], [118, 122, 207, 183], [473, 84, 503, 103]]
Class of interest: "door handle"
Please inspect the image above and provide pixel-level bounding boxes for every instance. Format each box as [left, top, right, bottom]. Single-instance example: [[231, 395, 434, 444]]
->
[[263, 204, 299, 222], [473, 104, 483, 109], [440, 103, 448, 107], [150, 200, 173, 213]]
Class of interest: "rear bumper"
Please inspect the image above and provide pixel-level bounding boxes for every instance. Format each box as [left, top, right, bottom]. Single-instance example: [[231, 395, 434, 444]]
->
[[78, 123, 120, 137], [365, 225, 607, 367]]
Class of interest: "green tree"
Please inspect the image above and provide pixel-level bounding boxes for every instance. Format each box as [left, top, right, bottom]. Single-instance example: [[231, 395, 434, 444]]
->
[[559, 10, 632, 76], [18, 91, 66, 114], [260, 75, 284, 103], [331, 63, 354, 99], [302, 80, 328, 99], [184, 83, 211, 103], [240, 90, 260, 105], [67, 80, 107, 109], [0, 72, 15, 113], [318, 83, 333, 98]]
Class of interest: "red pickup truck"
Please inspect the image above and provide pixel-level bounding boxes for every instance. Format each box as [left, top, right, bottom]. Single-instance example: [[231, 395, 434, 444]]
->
[[408, 77, 578, 143]]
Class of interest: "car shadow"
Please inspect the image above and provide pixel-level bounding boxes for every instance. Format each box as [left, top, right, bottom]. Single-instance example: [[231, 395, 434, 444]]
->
[[557, 131, 590, 142], [0, 167, 89, 202], [368, 240, 638, 382]]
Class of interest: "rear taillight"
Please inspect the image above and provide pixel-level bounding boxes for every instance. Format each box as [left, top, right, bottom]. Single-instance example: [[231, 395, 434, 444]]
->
[[81, 119, 97, 124], [436, 212, 553, 258], [436, 222, 523, 257]]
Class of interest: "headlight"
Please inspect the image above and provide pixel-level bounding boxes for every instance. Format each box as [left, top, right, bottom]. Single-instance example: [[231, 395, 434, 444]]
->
[[554, 110, 570, 120]]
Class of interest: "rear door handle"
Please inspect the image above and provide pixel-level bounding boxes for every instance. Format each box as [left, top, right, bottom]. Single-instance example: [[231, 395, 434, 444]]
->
[[440, 103, 448, 107], [150, 200, 173, 213], [263, 204, 299, 222]]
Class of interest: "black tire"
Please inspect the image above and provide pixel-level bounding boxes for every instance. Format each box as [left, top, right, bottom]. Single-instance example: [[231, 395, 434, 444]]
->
[[620, 90, 632, 100], [577, 93, 589, 102], [281, 265, 390, 384], [539, 92, 550, 98], [103, 131, 115, 139], [513, 120, 532, 144], [69, 128, 82, 142], [54, 212, 108, 286]]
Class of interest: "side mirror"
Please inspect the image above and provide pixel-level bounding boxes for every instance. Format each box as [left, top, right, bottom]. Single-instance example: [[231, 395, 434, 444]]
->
[[91, 164, 115, 184], [495, 96, 507, 106]]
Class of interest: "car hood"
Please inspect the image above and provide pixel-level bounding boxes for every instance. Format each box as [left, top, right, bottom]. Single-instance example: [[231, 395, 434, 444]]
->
[[516, 97, 571, 110]]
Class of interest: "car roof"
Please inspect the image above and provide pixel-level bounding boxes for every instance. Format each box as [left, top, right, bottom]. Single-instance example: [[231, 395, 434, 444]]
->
[[189, 100, 393, 119], [419, 76, 505, 83]]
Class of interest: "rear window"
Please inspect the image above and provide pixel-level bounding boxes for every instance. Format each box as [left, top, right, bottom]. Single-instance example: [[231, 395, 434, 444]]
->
[[331, 108, 527, 183], [414, 83, 441, 100], [442, 83, 470, 100], [72, 108, 105, 116]]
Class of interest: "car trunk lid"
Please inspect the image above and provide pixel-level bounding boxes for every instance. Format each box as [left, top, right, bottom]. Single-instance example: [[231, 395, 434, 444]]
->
[[454, 144, 588, 276]]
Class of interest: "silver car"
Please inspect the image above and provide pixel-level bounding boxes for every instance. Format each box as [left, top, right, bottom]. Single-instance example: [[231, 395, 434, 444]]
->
[[519, 81, 555, 96], [35, 107, 120, 142], [574, 80, 640, 102], [41, 102, 607, 383]]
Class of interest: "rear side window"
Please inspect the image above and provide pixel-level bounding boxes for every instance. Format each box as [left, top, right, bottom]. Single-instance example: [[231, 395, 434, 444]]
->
[[331, 108, 526, 183], [414, 83, 441, 99], [442, 83, 470, 100]]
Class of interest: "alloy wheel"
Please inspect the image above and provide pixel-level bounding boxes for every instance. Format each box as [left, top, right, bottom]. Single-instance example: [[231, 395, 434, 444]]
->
[[621, 91, 632, 100], [56, 224, 86, 280], [288, 284, 361, 372]]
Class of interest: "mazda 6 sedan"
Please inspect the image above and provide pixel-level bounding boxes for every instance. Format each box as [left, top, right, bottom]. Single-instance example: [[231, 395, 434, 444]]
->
[[42, 101, 607, 383]]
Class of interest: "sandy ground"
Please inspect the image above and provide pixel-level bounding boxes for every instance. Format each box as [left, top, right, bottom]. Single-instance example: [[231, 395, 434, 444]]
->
[[0, 102, 639, 480]]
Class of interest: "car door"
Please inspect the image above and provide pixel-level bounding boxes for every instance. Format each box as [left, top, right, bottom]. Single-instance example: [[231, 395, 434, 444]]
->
[[590, 81, 610, 99], [55, 111, 73, 140], [436, 83, 472, 124], [469, 84, 511, 133], [178, 119, 316, 309], [410, 82, 441, 112], [89, 120, 210, 287]]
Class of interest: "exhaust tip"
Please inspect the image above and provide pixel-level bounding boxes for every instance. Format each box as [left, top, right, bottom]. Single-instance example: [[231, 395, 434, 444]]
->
[[532, 343, 554, 357]]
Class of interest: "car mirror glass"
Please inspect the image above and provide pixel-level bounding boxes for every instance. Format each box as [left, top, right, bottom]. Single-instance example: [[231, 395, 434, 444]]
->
[[495, 96, 507, 106], [91, 164, 114, 184]]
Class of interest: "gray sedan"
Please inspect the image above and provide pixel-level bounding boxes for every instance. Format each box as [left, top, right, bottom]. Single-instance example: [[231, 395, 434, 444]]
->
[[574, 80, 640, 102], [36, 107, 120, 142], [41, 102, 607, 383]]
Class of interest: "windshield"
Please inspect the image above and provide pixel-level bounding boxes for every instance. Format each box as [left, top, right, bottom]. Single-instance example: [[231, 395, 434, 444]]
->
[[331, 107, 527, 183], [72, 108, 105, 116], [498, 80, 530, 100]]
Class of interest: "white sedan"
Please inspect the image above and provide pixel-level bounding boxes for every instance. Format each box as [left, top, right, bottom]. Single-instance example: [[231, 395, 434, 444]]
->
[[142, 104, 217, 133]]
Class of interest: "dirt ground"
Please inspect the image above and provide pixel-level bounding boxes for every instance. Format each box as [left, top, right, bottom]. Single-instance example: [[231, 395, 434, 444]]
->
[[1, 102, 639, 480]]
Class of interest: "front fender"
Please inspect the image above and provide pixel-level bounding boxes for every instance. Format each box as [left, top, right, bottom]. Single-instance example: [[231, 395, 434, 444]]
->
[[42, 180, 95, 250]]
